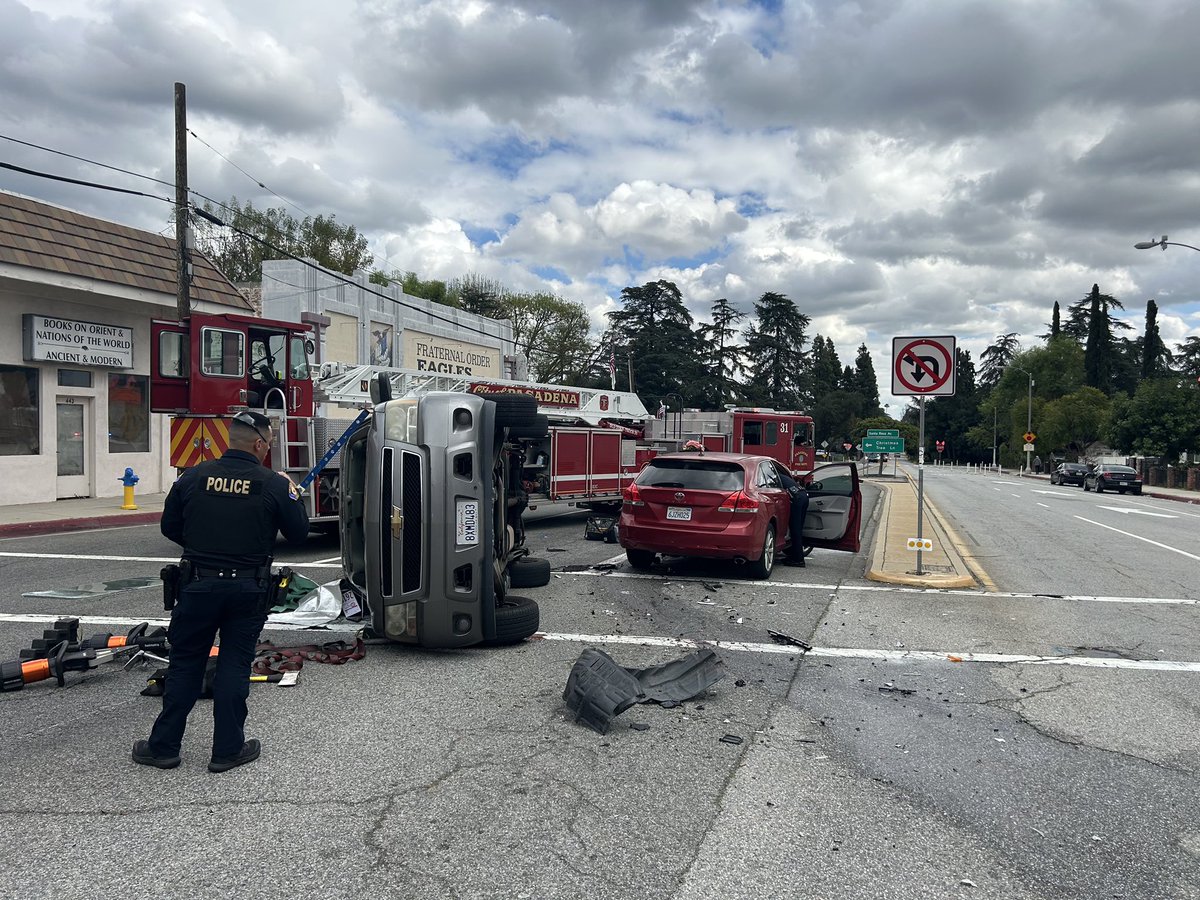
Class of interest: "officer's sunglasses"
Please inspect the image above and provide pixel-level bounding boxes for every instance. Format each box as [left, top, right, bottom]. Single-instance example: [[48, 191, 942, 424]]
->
[[233, 413, 275, 447]]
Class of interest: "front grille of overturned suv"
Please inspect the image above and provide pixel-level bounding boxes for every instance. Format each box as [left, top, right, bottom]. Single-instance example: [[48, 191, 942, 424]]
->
[[401, 450, 423, 595]]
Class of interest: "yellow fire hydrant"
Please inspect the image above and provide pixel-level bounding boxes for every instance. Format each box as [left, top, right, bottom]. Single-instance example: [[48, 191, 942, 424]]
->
[[118, 467, 139, 510]]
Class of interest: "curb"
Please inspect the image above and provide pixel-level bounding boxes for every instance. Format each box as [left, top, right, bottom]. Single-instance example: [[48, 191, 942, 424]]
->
[[0, 511, 162, 538], [865, 477, 980, 590]]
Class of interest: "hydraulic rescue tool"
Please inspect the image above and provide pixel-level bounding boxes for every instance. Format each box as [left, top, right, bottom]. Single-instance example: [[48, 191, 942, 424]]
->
[[1, 618, 169, 692]]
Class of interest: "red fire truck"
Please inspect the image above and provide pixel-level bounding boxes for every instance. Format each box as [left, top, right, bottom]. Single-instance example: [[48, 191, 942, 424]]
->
[[150, 313, 817, 522]]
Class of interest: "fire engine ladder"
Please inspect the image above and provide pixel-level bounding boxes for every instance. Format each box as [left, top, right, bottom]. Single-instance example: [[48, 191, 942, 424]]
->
[[314, 363, 650, 424], [261, 387, 312, 485]]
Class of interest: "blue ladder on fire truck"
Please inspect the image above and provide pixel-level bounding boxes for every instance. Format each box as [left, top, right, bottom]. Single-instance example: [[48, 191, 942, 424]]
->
[[297, 408, 372, 493]]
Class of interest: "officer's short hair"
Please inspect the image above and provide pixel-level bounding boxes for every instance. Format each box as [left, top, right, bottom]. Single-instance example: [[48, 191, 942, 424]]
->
[[231, 410, 272, 443]]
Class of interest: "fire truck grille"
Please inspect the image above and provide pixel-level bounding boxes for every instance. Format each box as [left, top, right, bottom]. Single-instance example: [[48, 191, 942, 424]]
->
[[401, 450, 423, 594]]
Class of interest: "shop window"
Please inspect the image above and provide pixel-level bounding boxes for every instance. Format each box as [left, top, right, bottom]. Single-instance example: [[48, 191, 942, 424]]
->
[[0, 365, 40, 456], [158, 332, 187, 377], [109, 374, 149, 453], [58, 369, 92, 388], [200, 328, 244, 377]]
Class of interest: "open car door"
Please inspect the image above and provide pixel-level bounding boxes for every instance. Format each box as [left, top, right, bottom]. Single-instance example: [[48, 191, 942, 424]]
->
[[801, 462, 862, 552]]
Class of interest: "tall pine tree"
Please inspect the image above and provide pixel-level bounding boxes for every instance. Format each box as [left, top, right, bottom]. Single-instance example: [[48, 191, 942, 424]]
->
[[607, 280, 707, 408], [1141, 299, 1171, 379], [851, 344, 881, 415], [743, 292, 810, 409]]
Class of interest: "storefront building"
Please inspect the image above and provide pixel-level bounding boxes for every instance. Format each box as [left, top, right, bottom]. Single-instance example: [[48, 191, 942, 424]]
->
[[0, 191, 250, 506], [261, 259, 524, 387]]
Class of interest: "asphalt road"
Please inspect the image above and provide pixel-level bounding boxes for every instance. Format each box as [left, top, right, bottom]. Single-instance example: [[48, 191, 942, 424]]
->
[[1, 480, 1198, 900]]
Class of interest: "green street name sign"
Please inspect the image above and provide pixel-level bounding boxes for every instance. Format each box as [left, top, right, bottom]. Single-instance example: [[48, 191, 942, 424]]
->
[[866, 428, 900, 437], [862, 436, 905, 453]]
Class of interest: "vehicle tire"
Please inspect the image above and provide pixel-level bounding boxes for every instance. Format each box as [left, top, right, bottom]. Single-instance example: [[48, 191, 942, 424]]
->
[[509, 556, 552, 588], [747, 524, 776, 580], [1095, 481, 1104, 493], [476, 392, 539, 429], [484, 595, 540, 645], [626, 548, 655, 570], [1134, 488, 1143, 495], [508, 414, 549, 440], [1082, 481, 1090, 492]]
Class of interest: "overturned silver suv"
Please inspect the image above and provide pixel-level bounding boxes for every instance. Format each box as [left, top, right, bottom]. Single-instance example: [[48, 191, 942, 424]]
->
[[339, 378, 551, 648]]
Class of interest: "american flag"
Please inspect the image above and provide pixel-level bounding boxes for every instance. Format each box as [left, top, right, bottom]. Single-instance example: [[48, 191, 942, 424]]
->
[[609, 347, 617, 389]]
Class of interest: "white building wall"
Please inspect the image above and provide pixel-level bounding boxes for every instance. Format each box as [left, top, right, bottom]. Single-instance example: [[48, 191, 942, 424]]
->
[[0, 281, 201, 505]]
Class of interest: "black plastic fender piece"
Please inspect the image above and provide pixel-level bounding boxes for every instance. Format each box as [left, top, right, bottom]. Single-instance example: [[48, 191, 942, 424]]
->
[[563, 647, 726, 734], [563, 648, 645, 734]]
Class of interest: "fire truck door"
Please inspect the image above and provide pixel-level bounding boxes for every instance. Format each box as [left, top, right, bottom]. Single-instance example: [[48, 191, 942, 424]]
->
[[702, 435, 726, 452], [190, 314, 248, 415], [150, 320, 189, 413], [587, 431, 621, 495]]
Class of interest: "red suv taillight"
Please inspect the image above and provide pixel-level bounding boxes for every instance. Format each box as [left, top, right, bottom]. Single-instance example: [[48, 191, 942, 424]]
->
[[623, 484, 645, 507], [718, 490, 759, 513]]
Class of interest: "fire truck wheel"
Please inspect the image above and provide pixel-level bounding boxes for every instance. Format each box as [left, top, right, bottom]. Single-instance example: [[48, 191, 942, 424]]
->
[[476, 392, 539, 428], [509, 556, 552, 588], [747, 524, 776, 579], [626, 548, 655, 570], [484, 595, 540, 645], [507, 414, 549, 440]]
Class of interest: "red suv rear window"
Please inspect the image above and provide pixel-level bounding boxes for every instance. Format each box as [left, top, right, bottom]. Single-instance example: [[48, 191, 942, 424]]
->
[[636, 460, 745, 491]]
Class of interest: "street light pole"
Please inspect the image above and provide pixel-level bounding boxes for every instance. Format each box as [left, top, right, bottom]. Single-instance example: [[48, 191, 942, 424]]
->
[[992, 405, 997, 470], [1010, 365, 1034, 474], [1134, 235, 1200, 253]]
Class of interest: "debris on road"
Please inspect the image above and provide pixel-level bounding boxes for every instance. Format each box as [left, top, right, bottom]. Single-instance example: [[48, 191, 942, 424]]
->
[[562, 647, 725, 734], [767, 629, 813, 651], [878, 683, 916, 696], [719, 734, 743, 745]]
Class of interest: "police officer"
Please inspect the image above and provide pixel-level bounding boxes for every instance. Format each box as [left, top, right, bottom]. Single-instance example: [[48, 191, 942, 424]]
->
[[777, 469, 809, 567], [133, 411, 309, 772]]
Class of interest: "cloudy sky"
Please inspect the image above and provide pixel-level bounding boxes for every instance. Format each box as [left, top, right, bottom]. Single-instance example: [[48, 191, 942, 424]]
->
[[3, 0, 1199, 392]]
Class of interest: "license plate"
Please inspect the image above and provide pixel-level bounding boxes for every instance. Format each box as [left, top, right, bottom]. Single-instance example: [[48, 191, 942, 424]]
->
[[456, 499, 479, 545], [666, 506, 692, 521]]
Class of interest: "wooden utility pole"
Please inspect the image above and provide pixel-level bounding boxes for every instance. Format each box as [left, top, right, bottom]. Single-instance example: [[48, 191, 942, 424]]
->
[[174, 82, 190, 319]]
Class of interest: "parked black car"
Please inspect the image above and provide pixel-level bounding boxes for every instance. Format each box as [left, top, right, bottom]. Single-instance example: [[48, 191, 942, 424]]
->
[[1050, 462, 1090, 486], [1083, 464, 1143, 495]]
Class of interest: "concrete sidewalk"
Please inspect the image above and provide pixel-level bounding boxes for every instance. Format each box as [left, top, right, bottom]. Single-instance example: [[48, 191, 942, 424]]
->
[[864, 471, 985, 590], [0, 493, 167, 537]]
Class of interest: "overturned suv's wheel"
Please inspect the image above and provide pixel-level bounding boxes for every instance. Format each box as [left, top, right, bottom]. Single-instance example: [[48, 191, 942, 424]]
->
[[475, 392, 539, 430], [509, 556, 552, 588], [484, 595, 540, 645]]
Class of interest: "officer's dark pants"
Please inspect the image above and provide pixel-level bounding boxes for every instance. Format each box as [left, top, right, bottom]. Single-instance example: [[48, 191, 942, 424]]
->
[[788, 491, 809, 560], [148, 577, 266, 759]]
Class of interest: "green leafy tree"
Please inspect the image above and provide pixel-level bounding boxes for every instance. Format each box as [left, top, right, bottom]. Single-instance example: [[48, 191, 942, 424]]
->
[[1038, 387, 1111, 459], [812, 390, 865, 449], [851, 343, 881, 416], [1107, 380, 1200, 461], [808, 335, 842, 404], [1175, 336, 1200, 381], [1141, 299, 1172, 379], [449, 273, 509, 319], [924, 349, 982, 462], [607, 280, 708, 408], [978, 332, 1020, 389], [697, 298, 748, 407], [504, 292, 593, 383], [193, 197, 373, 282], [742, 292, 810, 409]]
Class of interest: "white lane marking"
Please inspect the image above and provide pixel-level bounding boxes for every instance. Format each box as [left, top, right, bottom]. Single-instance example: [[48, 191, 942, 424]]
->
[[561, 569, 1195, 605], [0, 612, 362, 633], [1096, 506, 1176, 518], [1011, 493, 1021, 498], [3, 614, 1193, 673], [0, 551, 343, 569], [1074, 516, 1200, 561], [993, 481, 1022, 486], [1031, 490, 1075, 497], [311, 555, 344, 565], [1037, 503, 1050, 509], [534, 632, 1200, 672]]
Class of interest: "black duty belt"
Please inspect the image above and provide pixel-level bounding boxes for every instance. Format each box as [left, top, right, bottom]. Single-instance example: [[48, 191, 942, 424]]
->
[[190, 565, 272, 580]]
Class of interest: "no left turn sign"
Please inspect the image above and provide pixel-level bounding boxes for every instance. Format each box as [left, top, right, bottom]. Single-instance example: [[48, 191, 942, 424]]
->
[[892, 335, 956, 397]]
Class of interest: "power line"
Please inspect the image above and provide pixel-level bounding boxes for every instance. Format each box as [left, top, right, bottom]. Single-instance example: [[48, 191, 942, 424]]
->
[[187, 128, 314, 220], [0, 160, 173, 203], [0, 133, 175, 188]]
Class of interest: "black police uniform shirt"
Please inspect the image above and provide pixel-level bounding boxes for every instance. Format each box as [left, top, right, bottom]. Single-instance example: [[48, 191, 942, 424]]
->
[[161, 449, 310, 568]]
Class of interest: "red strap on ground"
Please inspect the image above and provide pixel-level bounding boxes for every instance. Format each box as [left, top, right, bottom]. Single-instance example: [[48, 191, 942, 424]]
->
[[251, 637, 365, 676]]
